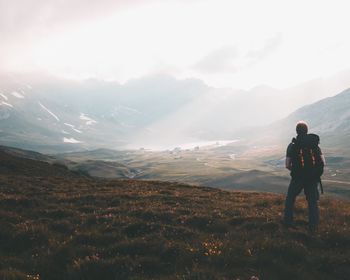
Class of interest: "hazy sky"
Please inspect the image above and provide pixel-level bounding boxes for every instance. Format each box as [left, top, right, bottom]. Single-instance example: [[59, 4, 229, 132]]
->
[[1, 0, 350, 89]]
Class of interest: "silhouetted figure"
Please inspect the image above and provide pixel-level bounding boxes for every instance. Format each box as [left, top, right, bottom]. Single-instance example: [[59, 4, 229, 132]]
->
[[284, 121, 325, 233]]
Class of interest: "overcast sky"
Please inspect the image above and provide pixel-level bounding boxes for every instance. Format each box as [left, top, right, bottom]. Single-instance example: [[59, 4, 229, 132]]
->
[[1, 0, 350, 89]]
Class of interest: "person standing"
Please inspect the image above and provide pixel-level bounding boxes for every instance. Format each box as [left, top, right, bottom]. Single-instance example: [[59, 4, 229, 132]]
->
[[284, 121, 325, 233]]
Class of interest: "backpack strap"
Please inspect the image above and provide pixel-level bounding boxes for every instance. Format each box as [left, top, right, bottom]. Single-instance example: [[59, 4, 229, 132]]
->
[[319, 178, 324, 194]]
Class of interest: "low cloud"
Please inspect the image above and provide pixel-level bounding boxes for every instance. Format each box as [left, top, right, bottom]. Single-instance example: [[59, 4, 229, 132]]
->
[[193, 46, 238, 74], [0, 0, 168, 73], [246, 33, 283, 61], [0, 0, 145, 40], [193, 34, 283, 75]]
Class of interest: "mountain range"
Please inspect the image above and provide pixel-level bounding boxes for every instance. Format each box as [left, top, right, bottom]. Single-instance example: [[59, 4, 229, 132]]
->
[[1, 70, 350, 152]]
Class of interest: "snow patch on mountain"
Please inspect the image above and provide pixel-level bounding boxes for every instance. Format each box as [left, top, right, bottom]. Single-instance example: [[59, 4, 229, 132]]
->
[[64, 123, 83, 133], [0, 101, 14, 108], [80, 113, 97, 125], [11, 91, 25, 99], [0, 93, 8, 101], [38, 101, 60, 121], [63, 137, 82, 144], [64, 123, 75, 128]]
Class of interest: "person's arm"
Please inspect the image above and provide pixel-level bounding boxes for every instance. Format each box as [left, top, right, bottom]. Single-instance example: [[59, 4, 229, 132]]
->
[[285, 143, 293, 170], [319, 146, 326, 166], [285, 157, 292, 170]]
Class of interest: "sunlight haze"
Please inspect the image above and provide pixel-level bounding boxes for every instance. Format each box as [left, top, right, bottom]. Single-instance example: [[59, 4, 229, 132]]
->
[[1, 0, 350, 89]]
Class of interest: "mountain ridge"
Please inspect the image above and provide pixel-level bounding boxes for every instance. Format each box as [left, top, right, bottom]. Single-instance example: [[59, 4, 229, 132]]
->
[[2, 71, 350, 152], [270, 87, 350, 150]]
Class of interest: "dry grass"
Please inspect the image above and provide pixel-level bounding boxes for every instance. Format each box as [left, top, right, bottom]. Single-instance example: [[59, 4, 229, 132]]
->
[[1, 151, 350, 280]]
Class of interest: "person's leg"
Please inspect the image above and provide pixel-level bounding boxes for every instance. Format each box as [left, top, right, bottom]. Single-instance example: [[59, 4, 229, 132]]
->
[[304, 180, 319, 231], [284, 178, 303, 225]]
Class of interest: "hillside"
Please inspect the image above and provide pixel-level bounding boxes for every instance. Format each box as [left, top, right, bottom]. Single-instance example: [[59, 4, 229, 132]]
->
[[256, 88, 350, 152], [1, 149, 350, 280], [286, 88, 350, 150]]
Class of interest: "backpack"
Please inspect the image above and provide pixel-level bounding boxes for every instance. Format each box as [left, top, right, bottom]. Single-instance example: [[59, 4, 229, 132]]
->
[[290, 133, 324, 180]]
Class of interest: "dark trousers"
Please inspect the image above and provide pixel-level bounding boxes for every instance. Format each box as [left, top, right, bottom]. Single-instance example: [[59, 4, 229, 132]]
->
[[284, 178, 319, 228]]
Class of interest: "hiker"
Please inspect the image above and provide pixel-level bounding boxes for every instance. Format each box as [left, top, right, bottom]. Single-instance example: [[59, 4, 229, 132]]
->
[[283, 121, 325, 232]]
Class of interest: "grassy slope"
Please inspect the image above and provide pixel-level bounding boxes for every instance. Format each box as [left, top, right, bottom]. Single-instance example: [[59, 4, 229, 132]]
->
[[1, 151, 350, 280]]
